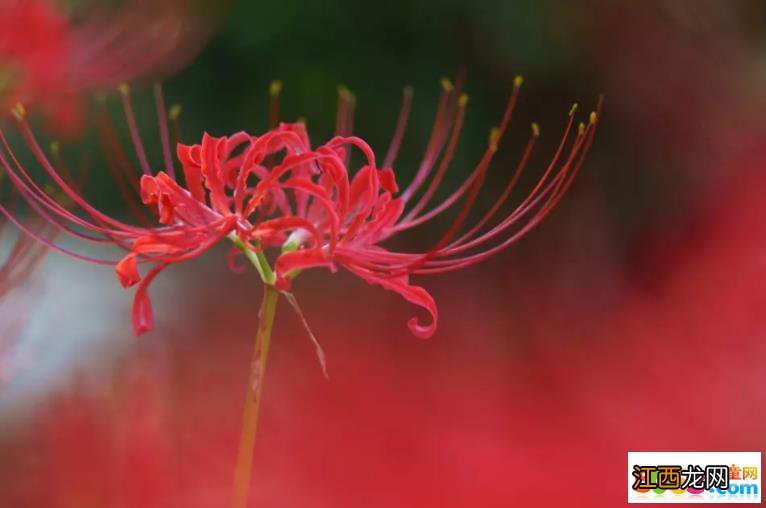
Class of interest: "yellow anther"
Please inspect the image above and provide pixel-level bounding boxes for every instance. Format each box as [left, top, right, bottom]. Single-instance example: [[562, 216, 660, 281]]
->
[[440, 77, 454, 92], [118, 82, 130, 95], [168, 104, 182, 120], [50, 141, 60, 154], [531, 122, 540, 137], [458, 93, 469, 107], [513, 75, 524, 88], [488, 127, 500, 152], [337, 85, 355, 102], [11, 102, 25, 119], [578, 122, 585, 136], [569, 103, 578, 116], [94, 92, 107, 104], [296, 116, 307, 125], [269, 80, 283, 96], [589, 111, 597, 124]]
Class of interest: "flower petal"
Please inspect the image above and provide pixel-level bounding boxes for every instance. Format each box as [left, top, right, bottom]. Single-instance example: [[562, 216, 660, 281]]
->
[[131, 263, 168, 336], [274, 248, 334, 289], [115, 253, 140, 288], [378, 168, 399, 194], [344, 264, 437, 339], [176, 143, 205, 202]]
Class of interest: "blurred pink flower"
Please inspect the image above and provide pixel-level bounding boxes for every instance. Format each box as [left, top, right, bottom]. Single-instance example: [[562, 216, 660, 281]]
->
[[0, 0, 225, 134]]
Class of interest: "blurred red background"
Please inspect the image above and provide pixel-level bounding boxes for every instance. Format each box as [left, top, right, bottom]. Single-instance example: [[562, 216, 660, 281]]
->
[[2, 1, 766, 507]]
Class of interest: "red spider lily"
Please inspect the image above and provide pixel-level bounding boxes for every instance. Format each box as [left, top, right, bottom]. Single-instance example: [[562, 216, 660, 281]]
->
[[0, 79, 600, 338], [0, 0, 224, 134]]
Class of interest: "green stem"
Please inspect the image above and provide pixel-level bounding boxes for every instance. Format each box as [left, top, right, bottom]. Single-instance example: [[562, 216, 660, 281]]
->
[[231, 284, 280, 508], [229, 234, 275, 285]]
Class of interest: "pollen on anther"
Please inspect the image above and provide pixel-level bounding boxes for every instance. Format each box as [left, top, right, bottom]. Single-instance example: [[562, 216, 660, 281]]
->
[[440, 77, 454, 92], [118, 83, 130, 95], [337, 85, 355, 103], [168, 105, 182, 120], [488, 127, 500, 152], [531, 122, 540, 137], [569, 103, 578, 116], [50, 141, 60, 154], [11, 102, 25, 119], [513, 75, 524, 88], [269, 80, 283, 96], [458, 93, 469, 107], [578, 123, 585, 136], [589, 111, 598, 124]]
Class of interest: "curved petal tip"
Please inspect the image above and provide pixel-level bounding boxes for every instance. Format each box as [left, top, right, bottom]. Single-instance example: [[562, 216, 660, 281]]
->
[[116, 254, 140, 288]]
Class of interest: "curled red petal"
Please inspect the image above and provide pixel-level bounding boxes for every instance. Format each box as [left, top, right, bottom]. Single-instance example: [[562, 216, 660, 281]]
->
[[378, 168, 399, 194], [274, 248, 334, 287], [158, 194, 175, 224], [131, 263, 168, 336], [176, 143, 205, 202], [344, 264, 438, 339], [115, 253, 140, 288], [139, 174, 159, 205]]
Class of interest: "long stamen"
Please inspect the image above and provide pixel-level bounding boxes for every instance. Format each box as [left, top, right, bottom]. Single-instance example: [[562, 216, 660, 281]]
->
[[400, 93, 469, 223], [394, 76, 524, 231], [383, 131, 498, 277], [169, 104, 183, 146], [443, 102, 580, 254], [96, 96, 141, 192], [415, 108, 601, 273], [375, 96, 598, 276], [399, 78, 456, 202], [441, 121, 584, 258], [0, 202, 118, 265], [95, 100, 153, 224], [447, 123, 539, 247], [0, 131, 145, 253], [382, 86, 413, 169], [0, 126, 106, 234], [268, 80, 282, 130], [119, 83, 152, 176], [335, 85, 356, 137], [154, 83, 175, 179], [10, 110, 145, 233]]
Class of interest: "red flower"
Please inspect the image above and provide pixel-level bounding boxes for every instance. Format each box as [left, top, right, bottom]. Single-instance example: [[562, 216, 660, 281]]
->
[[0, 0, 224, 134], [0, 0, 74, 131], [0, 79, 600, 338]]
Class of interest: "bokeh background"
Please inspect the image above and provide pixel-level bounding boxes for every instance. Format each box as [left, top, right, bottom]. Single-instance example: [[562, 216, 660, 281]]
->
[[2, 0, 766, 506]]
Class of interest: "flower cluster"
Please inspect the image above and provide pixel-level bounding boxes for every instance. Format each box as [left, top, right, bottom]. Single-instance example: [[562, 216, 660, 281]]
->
[[0, 78, 599, 338]]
